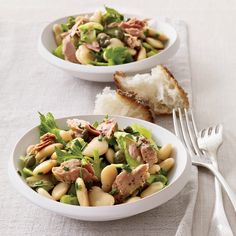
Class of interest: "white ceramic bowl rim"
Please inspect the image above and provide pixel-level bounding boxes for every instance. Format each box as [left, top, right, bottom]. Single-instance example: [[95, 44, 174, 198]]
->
[[38, 13, 178, 74], [8, 115, 191, 221]]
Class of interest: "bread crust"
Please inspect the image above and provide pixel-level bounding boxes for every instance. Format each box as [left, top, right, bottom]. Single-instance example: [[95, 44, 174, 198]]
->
[[113, 65, 189, 115], [160, 65, 189, 111], [116, 89, 154, 122]]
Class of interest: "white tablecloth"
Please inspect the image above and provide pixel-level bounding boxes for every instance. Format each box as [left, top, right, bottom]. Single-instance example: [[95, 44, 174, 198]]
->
[[0, 0, 236, 235]]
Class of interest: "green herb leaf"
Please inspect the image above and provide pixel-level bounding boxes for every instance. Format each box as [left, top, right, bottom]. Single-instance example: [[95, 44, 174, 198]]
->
[[159, 168, 168, 177], [68, 183, 76, 196], [104, 47, 133, 65], [75, 182, 82, 191], [38, 112, 65, 145], [122, 164, 132, 173], [55, 147, 82, 164], [61, 23, 69, 32], [31, 180, 54, 191], [109, 188, 119, 195], [107, 136, 117, 146], [79, 168, 83, 179], [92, 121, 99, 128], [103, 6, 124, 25], [66, 16, 76, 29], [63, 166, 70, 171]]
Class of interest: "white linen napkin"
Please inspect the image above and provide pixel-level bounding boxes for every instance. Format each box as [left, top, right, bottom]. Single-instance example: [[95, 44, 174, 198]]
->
[[0, 10, 198, 235]]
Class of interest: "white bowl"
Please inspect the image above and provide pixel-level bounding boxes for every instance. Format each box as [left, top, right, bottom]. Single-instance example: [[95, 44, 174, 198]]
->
[[8, 115, 191, 221], [38, 14, 180, 82]]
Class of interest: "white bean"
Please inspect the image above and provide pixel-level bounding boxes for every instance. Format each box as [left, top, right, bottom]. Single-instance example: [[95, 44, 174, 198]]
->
[[89, 186, 114, 206], [137, 46, 146, 61], [101, 165, 118, 192], [35, 143, 63, 162], [108, 38, 124, 48], [51, 151, 57, 160], [146, 28, 168, 42], [159, 158, 175, 172], [75, 177, 89, 206], [105, 148, 115, 164], [53, 24, 62, 35], [26, 144, 35, 155], [53, 24, 62, 46], [149, 164, 160, 174], [140, 182, 164, 198], [158, 144, 173, 160], [33, 160, 57, 175], [89, 10, 102, 23], [75, 45, 95, 65], [146, 37, 164, 49], [127, 47, 137, 56], [37, 188, 54, 200], [125, 196, 141, 203], [52, 182, 70, 200], [82, 137, 108, 157], [146, 28, 159, 37], [157, 32, 168, 42], [59, 130, 73, 142]]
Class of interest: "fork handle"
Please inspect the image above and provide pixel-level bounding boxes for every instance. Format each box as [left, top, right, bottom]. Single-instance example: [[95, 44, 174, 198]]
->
[[208, 164, 236, 212]]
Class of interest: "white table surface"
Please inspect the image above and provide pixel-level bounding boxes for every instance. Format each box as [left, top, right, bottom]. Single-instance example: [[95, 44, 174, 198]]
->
[[0, 0, 236, 235]]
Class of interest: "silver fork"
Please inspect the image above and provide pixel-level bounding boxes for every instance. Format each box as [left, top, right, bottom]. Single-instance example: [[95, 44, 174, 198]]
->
[[173, 108, 236, 212], [198, 125, 233, 236]]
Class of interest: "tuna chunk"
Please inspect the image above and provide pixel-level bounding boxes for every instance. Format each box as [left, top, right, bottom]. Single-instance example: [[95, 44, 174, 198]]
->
[[62, 36, 78, 63], [97, 118, 118, 138], [128, 143, 142, 162], [112, 164, 149, 202], [119, 18, 147, 37], [52, 159, 97, 183], [140, 144, 158, 166]]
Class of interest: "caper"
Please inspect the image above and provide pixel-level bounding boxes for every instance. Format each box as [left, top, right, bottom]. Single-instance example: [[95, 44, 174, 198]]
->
[[114, 144, 120, 152], [97, 33, 111, 48], [114, 150, 125, 164], [81, 129, 89, 141], [25, 155, 36, 168], [124, 126, 133, 133], [105, 28, 124, 40]]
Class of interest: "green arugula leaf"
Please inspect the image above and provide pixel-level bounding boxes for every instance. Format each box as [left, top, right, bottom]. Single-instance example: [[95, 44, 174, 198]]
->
[[147, 174, 168, 185], [114, 132, 140, 168], [131, 123, 158, 149], [93, 149, 102, 180]]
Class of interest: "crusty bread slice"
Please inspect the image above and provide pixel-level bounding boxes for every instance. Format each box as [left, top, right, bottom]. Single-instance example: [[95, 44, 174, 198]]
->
[[114, 65, 189, 115], [94, 87, 154, 122]]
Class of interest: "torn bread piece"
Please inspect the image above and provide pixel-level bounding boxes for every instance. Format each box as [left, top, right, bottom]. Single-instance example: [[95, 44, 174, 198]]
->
[[94, 87, 154, 122], [114, 65, 189, 115]]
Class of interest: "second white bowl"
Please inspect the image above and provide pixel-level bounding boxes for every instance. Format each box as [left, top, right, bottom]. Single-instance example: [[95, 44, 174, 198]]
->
[[8, 115, 191, 221]]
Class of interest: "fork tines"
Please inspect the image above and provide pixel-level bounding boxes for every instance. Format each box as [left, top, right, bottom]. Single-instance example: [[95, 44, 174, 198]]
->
[[173, 108, 203, 157]]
